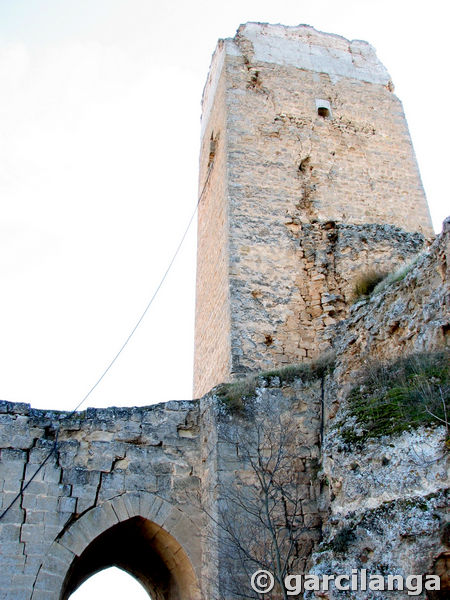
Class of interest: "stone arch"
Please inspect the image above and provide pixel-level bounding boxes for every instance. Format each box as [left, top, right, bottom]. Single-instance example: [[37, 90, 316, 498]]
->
[[31, 492, 202, 600]]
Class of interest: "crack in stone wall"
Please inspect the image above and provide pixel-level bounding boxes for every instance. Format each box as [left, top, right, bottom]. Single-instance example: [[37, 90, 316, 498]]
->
[[1, 23, 448, 600], [194, 23, 433, 398], [0, 224, 448, 598], [0, 400, 205, 599]]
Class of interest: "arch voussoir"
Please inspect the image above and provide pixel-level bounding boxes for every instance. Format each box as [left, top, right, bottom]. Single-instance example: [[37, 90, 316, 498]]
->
[[31, 491, 203, 600]]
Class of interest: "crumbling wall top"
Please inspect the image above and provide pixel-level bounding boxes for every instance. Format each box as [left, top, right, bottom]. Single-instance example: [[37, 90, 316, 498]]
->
[[233, 22, 391, 84], [202, 21, 391, 134]]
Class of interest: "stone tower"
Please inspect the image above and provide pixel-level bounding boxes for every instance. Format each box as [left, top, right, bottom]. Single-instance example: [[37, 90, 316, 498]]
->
[[193, 22, 433, 398]]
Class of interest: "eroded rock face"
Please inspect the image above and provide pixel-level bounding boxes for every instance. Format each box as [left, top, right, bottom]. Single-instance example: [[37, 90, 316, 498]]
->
[[309, 491, 449, 600], [0, 21, 448, 600], [0, 226, 448, 598], [324, 426, 448, 515], [311, 224, 449, 598], [330, 220, 449, 399]]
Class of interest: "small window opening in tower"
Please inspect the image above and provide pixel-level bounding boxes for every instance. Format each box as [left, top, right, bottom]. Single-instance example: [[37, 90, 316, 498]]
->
[[315, 98, 332, 119]]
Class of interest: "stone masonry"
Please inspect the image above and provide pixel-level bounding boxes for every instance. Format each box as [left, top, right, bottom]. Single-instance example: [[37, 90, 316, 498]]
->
[[0, 224, 447, 599], [0, 22, 448, 600], [0, 379, 324, 599], [0, 401, 204, 599], [194, 23, 433, 398]]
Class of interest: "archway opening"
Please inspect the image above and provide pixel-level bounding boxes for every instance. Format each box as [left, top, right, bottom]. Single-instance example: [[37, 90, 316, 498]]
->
[[61, 516, 198, 600], [69, 566, 150, 599]]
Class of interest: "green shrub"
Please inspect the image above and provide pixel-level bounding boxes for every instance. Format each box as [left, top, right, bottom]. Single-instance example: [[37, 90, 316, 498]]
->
[[329, 526, 356, 554], [337, 352, 449, 444], [215, 377, 257, 414], [319, 525, 356, 554], [373, 256, 420, 295], [352, 270, 388, 301], [260, 352, 335, 382], [310, 351, 336, 377], [216, 353, 335, 414]]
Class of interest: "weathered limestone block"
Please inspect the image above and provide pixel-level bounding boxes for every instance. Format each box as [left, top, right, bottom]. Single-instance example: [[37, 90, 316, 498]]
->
[[0, 400, 207, 599], [0, 22, 448, 600]]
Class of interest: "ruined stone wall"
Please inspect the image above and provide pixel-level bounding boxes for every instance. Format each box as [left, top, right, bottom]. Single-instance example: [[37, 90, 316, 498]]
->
[[0, 383, 326, 600], [330, 218, 449, 398], [237, 222, 425, 372], [227, 24, 431, 232], [193, 22, 433, 398], [202, 376, 325, 598], [0, 400, 205, 599], [0, 224, 448, 599]]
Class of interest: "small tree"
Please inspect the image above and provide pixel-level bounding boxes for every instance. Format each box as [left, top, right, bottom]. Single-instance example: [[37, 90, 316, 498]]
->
[[205, 400, 317, 599]]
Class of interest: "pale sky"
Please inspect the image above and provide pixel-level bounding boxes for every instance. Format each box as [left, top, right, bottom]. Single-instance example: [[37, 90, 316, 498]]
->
[[1, 0, 448, 414], [1, 1, 448, 597]]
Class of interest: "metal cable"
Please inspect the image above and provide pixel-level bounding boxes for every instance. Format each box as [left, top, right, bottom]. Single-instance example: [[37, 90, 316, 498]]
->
[[0, 163, 213, 521]]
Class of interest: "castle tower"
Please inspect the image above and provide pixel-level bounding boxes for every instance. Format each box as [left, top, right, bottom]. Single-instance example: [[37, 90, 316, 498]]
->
[[193, 23, 433, 398]]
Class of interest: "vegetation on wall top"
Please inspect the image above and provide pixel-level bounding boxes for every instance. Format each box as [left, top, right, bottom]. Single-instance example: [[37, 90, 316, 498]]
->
[[336, 351, 449, 445], [215, 352, 335, 414]]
